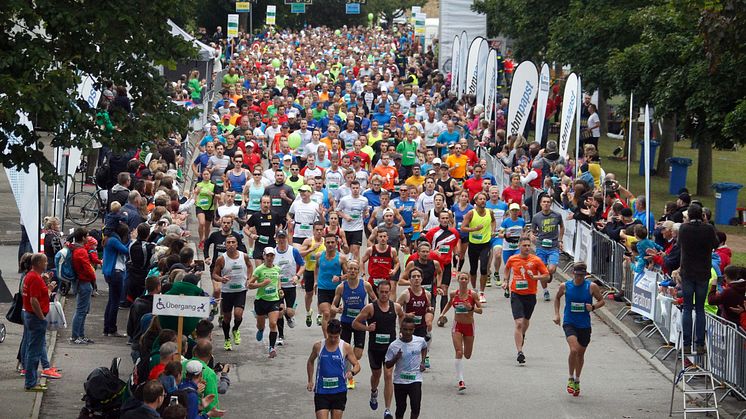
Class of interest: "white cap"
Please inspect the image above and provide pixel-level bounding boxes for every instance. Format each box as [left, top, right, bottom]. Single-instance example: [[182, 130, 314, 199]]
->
[[264, 247, 276, 255], [185, 360, 203, 375], [432, 158, 442, 165]]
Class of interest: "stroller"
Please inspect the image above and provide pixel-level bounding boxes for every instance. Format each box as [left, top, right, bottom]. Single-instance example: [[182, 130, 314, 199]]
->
[[78, 358, 126, 419]]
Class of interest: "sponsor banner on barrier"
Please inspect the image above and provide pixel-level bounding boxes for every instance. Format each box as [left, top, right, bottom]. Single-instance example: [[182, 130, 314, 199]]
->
[[534, 63, 550, 144], [670, 303, 682, 346], [506, 61, 538, 137], [573, 222, 593, 272], [631, 270, 656, 319], [552, 202, 575, 258], [559, 73, 578, 157]]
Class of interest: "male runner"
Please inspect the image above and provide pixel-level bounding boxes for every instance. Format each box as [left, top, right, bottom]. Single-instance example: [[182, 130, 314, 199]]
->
[[368, 208, 405, 253], [362, 229, 399, 295], [400, 241, 441, 316], [502, 237, 550, 364], [249, 247, 283, 358], [499, 203, 527, 285], [205, 215, 248, 319], [353, 281, 404, 419], [531, 194, 564, 301], [385, 317, 428, 419], [210, 235, 253, 351], [245, 195, 279, 265], [485, 186, 508, 287], [425, 210, 460, 318], [332, 260, 376, 389], [300, 221, 326, 327], [397, 267, 434, 368], [289, 184, 322, 246], [391, 185, 416, 249], [315, 234, 349, 338], [460, 192, 496, 303], [337, 180, 369, 260], [274, 229, 304, 345], [553, 262, 605, 397], [307, 319, 361, 419]]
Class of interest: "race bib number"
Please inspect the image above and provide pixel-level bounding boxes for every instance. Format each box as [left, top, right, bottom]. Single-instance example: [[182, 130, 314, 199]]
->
[[423, 284, 432, 293], [400, 371, 417, 380], [413, 315, 422, 325], [280, 277, 291, 284], [229, 283, 243, 289], [300, 224, 311, 231], [199, 198, 209, 206], [250, 198, 260, 206], [258, 235, 269, 244], [570, 302, 586, 313], [541, 239, 553, 248], [406, 151, 415, 159], [272, 198, 282, 207], [322, 377, 339, 389], [351, 213, 360, 220], [373, 278, 386, 286], [438, 245, 450, 254], [515, 280, 528, 290], [375, 334, 390, 345], [264, 285, 277, 294], [329, 183, 339, 190], [215, 179, 224, 187], [345, 307, 361, 317], [472, 233, 483, 241], [455, 303, 468, 314]]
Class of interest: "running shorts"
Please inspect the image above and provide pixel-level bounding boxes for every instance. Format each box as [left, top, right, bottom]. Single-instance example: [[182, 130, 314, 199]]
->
[[452, 321, 474, 337], [280, 287, 297, 310], [345, 230, 364, 246], [303, 270, 315, 293], [254, 298, 281, 316], [536, 247, 560, 267], [368, 348, 389, 370], [501, 248, 520, 264], [563, 324, 592, 347], [221, 290, 247, 313], [510, 293, 537, 320], [467, 242, 491, 276], [317, 289, 336, 305], [195, 207, 215, 222], [314, 392, 347, 412], [341, 322, 366, 349]]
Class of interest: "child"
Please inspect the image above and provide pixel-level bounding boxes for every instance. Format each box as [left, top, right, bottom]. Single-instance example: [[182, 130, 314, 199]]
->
[[103, 201, 127, 238], [634, 225, 663, 272], [707, 265, 746, 324]]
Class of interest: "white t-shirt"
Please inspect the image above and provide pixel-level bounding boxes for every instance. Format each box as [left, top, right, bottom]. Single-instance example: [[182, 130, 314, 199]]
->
[[385, 336, 427, 385], [423, 120, 442, 147], [588, 112, 601, 137], [289, 200, 320, 238], [337, 195, 369, 232]]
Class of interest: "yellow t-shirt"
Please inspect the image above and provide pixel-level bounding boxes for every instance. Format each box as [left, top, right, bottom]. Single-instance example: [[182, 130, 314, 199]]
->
[[446, 154, 469, 179]]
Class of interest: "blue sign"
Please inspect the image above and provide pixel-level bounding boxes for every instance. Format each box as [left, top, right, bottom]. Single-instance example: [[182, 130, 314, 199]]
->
[[346, 3, 360, 14]]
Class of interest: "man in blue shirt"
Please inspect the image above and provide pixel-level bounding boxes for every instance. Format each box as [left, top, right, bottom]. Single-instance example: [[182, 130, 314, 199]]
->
[[372, 103, 392, 126], [436, 121, 460, 158], [392, 184, 416, 248]]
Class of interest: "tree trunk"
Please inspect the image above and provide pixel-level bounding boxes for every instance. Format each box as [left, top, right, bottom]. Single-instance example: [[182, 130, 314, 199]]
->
[[597, 87, 608, 136], [696, 135, 713, 197], [656, 114, 676, 178]]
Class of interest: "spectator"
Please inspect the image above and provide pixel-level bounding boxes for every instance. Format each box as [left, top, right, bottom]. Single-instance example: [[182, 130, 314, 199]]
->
[[708, 265, 746, 324], [127, 223, 157, 303], [148, 341, 180, 380], [102, 222, 131, 337], [178, 360, 224, 419], [189, 341, 220, 413], [671, 193, 691, 223], [127, 276, 161, 347], [21, 254, 54, 392], [715, 231, 731, 272], [70, 227, 98, 344], [121, 379, 165, 419], [110, 172, 132, 207]]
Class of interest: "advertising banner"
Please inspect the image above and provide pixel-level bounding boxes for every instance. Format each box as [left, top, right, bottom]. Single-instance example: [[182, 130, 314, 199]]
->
[[534, 63, 550, 144], [631, 270, 657, 319], [506, 61, 538, 138], [558, 73, 578, 157]]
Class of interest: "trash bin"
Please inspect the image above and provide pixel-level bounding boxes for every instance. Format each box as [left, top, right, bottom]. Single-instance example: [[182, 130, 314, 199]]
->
[[639, 140, 660, 176], [712, 182, 744, 225], [666, 157, 693, 195]]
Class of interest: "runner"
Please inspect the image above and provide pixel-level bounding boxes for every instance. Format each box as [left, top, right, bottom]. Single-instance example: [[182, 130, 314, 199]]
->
[[265, 169, 295, 226], [210, 235, 253, 351], [502, 237, 550, 364], [531, 194, 564, 301], [352, 281, 404, 419], [486, 185, 508, 287], [249, 247, 283, 358], [436, 163, 459, 208], [362, 229, 399, 296], [437, 272, 483, 392], [288, 184, 322, 246], [274, 229, 305, 346], [460, 192, 496, 304], [391, 185, 416, 250], [422, 192, 448, 231], [245, 195, 279, 265], [425, 210, 460, 318], [499, 203, 527, 285], [331, 260, 376, 389], [205, 215, 248, 319], [553, 262, 605, 397], [315, 234, 349, 338], [306, 319, 361, 419], [396, 267, 435, 369], [451, 190, 473, 272], [385, 317, 427, 419], [300, 221, 326, 327], [336, 181, 369, 260], [368, 208, 405, 255]]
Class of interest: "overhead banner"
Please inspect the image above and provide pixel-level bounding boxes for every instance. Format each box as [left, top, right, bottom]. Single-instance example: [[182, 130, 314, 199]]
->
[[475, 38, 489, 107], [534, 63, 550, 144], [506, 61, 538, 138], [438, 0, 487, 72], [558, 72, 578, 157], [450, 35, 460, 94], [236, 2, 251, 13], [464, 37, 483, 97], [4, 112, 40, 253], [266, 5, 277, 25], [484, 49, 497, 122], [458, 30, 469, 99], [631, 270, 657, 319]]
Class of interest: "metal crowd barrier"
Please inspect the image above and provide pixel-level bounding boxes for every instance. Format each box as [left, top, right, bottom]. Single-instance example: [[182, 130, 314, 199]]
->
[[705, 313, 746, 402]]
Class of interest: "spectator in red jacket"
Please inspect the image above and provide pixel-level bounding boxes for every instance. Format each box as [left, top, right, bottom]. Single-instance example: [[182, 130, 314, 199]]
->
[[22, 254, 54, 391], [70, 227, 97, 345], [708, 265, 746, 324], [715, 231, 732, 273]]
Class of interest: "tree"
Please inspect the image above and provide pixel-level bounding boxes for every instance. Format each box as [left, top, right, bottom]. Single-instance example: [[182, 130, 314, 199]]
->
[[367, 0, 426, 30], [1, 0, 198, 184]]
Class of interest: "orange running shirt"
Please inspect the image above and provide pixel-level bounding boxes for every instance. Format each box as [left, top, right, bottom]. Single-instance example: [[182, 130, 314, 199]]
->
[[504, 254, 549, 295]]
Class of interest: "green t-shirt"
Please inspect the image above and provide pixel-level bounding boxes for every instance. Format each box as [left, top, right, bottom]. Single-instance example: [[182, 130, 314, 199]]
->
[[266, 105, 278, 118], [188, 78, 202, 100], [183, 358, 219, 413], [312, 108, 328, 121], [196, 181, 215, 210], [254, 264, 281, 301], [222, 73, 239, 86], [396, 140, 418, 166]]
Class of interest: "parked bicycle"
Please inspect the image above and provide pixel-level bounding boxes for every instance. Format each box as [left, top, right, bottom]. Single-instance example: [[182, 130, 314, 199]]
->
[[66, 187, 106, 226]]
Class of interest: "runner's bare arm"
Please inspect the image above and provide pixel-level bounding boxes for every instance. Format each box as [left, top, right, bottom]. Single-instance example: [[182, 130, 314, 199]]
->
[[363, 282, 377, 302], [398, 261, 414, 286], [344, 342, 361, 377], [439, 291, 456, 319], [553, 282, 566, 325], [589, 282, 606, 311], [352, 304, 374, 331], [306, 342, 321, 392]]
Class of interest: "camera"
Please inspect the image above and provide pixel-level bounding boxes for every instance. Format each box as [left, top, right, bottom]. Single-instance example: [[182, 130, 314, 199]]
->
[[604, 179, 619, 191]]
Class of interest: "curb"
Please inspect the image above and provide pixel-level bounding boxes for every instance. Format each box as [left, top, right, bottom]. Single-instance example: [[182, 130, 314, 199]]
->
[[31, 295, 64, 419]]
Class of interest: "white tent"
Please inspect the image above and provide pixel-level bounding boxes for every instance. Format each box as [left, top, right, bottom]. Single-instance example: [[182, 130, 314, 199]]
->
[[167, 19, 217, 61]]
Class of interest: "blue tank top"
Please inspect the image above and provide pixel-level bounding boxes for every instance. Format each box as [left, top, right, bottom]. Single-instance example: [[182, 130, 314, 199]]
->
[[315, 341, 346, 395], [451, 203, 473, 234], [317, 251, 341, 291], [227, 170, 247, 193], [393, 198, 415, 233], [247, 183, 265, 211], [341, 280, 367, 324], [563, 280, 593, 328]]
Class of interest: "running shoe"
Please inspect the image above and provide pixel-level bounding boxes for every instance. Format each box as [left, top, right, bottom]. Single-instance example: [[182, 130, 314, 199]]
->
[[543, 289, 551, 301], [287, 316, 296, 328], [276, 337, 284, 346], [479, 292, 486, 304], [573, 380, 580, 397], [256, 329, 264, 342], [424, 356, 430, 369], [517, 351, 526, 364], [458, 380, 466, 392], [41, 368, 61, 379], [566, 378, 576, 395], [485, 280, 492, 287], [198, 240, 204, 250], [493, 272, 501, 286], [232, 329, 241, 345], [306, 310, 313, 327], [347, 377, 356, 390], [369, 390, 379, 410], [316, 314, 322, 326], [224, 340, 232, 351], [384, 408, 393, 419], [268, 347, 277, 358]]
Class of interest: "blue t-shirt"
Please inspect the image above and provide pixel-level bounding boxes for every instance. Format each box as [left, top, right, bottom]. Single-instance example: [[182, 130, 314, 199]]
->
[[199, 134, 226, 147], [393, 197, 416, 233], [437, 131, 460, 157], [193, 152, 211, 173], [501, 217, 526, 251]]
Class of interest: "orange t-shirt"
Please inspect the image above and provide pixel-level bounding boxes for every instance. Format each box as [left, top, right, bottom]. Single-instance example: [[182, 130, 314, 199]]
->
[[371, 165, 399, 191], [505, 254, 549, 295], [446, 154, 469, 179]]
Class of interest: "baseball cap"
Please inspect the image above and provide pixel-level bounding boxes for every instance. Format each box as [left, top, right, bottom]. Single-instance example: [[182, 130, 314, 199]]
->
[[276, 229, 288, 238], [383, 208, 395, 216], [678, 193, 691, 205], [352, 156, 361, 162], [432, 158, 442, 165], [299, 184, 313, 192], [281, 122, 290, 128], [509, 203, 521, 211], [246, 141, 256, 148], [264, 247, 276, 256], [427, 169, 436, 176], [186, 360, 204, 375], [661, 220, 674, 230], [573, 263, 588, 275], [282, 154, 293, 161]]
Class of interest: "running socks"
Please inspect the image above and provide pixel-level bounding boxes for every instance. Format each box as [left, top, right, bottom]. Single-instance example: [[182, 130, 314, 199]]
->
[[455, 358, 464, 382], [269, 331, 278, 348], [278, 317, 285, 339], [440, 294, 449, 312], [222, 320, 231, 341], [233, 316, 242, 331]]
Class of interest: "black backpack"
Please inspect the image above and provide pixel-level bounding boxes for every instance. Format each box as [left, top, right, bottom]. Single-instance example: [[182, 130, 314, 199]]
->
[[95, 160, 111, 189], [81, 358, 126, 418]]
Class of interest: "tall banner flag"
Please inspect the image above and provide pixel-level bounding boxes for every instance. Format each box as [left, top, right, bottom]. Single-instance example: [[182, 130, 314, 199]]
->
[[4, 112, 40, 253], [450, 35, 460, 94], [644, 104, 651, 231], [484, 49, 497, 122], [558, 73, 578, 157], [534, 63, 550, 144], [464, 37, 482, 97], [575, 76, 582, 174], [506, 61, 538, 138], [458, 30, 468, 99], [475, 38, 489, 106], [626, 92, 634, 189]]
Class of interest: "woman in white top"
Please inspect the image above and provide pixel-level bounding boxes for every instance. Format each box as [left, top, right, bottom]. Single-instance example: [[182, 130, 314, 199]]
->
[[585, 104, 601, 149]]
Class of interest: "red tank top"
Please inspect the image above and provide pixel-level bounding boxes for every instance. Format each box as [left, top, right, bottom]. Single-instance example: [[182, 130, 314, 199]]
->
[[368, 245, 394, 284], [451, 289, 476, 315], [405, 288, 429, 329], [323, 226, 343, 250]]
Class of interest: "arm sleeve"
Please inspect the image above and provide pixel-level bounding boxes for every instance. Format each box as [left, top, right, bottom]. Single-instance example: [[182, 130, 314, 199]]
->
[[293, 248, 305, 266]]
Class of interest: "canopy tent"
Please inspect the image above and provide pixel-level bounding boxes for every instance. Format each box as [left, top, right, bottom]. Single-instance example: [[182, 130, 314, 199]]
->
[[162, 19, 217, 91], [167, 19, 217, 61]]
